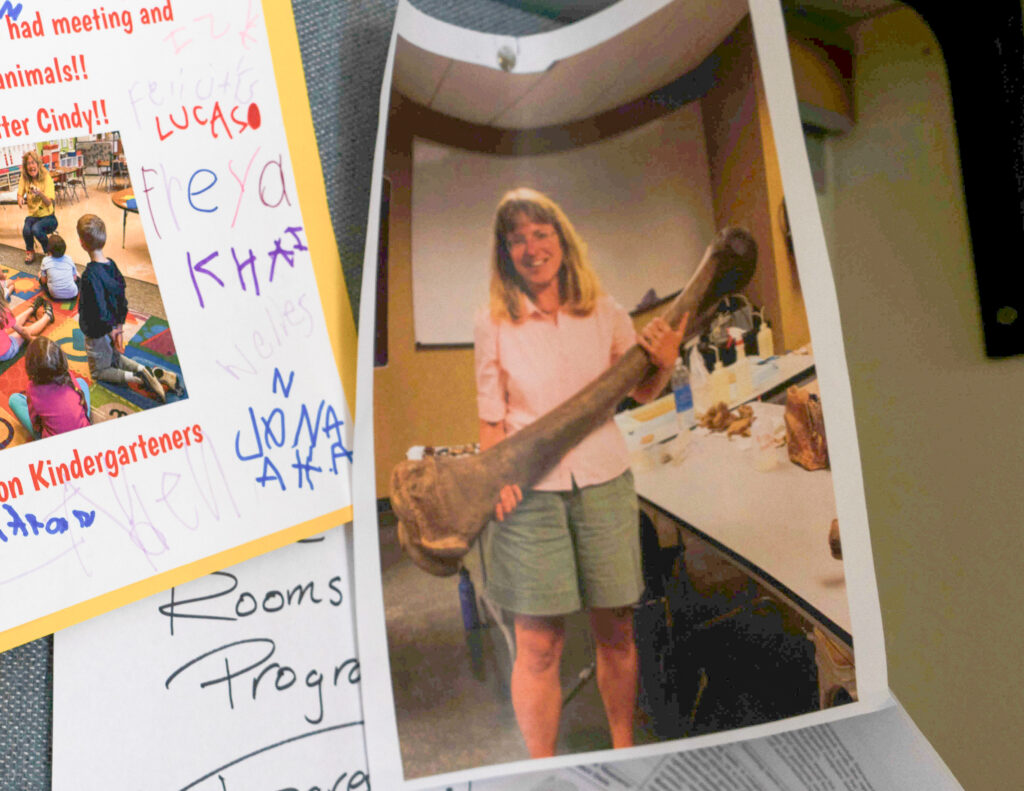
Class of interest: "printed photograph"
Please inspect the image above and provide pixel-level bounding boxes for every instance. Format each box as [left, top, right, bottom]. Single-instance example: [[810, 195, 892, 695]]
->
[[369, 0, 857, 781], [0, 132, 187, 450]]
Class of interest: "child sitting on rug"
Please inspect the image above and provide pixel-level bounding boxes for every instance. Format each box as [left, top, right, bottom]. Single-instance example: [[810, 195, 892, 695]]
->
[[8, 336, 91, 439], [0, 296, 54, 363], [76, 214, 164, 402], [39, 233, 81, 301]]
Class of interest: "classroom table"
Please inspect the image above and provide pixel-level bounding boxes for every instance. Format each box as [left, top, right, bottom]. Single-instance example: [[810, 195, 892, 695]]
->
[[615, 350, 815, 452], [110, 188, 137, 248], [745, 350, 815, 402], [629, 399, 855, 707], [633, 402, 848, 636]]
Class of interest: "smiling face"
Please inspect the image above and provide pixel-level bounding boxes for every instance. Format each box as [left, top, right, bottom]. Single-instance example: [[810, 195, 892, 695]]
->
[[25, 156, 39, 179], [490, 188, 601, 322], [505, 215, 564, 300]]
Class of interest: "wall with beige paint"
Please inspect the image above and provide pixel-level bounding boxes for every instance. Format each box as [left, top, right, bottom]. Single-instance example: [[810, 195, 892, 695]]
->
[[701, 19, 811, 353], [373, 114, 481, 496], [825, 7, 1024, 788]]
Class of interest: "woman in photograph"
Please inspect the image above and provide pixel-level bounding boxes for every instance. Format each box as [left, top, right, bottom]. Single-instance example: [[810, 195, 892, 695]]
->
[[17, 150, 58, 263], [475, 187, 685, 757]]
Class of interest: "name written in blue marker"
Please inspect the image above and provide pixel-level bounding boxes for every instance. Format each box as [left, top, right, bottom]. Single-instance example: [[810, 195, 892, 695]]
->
[[1, 2, 24, 22], [0, 503, 96, 543], [234, 368, 352, 491]]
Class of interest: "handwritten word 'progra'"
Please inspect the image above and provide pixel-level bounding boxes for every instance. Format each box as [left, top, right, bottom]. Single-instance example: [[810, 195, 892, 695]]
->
[[235, 369, 352, 492], [165, 637, 360, 726]]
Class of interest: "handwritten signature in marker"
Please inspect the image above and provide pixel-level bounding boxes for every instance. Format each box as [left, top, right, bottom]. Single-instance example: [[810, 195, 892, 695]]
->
[[235, 368, 352, 492]]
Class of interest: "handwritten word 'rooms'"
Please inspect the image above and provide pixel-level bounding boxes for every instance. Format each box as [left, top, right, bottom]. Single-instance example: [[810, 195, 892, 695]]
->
[[4, 3, 175, 40], [235, 369, 352, 493]]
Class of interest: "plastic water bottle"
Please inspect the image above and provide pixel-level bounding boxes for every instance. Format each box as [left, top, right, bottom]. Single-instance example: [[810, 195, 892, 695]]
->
[[733, 337, 754, 402], [756, 309, 774, 358], [707, 348, 730, 408], [457, 567, 481, 631], [671, 357, 694, 430]]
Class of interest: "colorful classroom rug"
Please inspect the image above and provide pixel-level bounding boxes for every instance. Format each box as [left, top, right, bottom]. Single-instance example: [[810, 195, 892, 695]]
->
[[0, 269, 186, 451]]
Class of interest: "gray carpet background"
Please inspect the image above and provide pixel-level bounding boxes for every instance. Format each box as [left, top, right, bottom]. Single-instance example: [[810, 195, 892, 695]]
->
[[0, 2, 572, 788]]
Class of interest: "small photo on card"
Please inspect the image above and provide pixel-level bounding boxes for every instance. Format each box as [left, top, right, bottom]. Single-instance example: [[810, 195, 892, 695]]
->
[[1, 132, 187, 452]]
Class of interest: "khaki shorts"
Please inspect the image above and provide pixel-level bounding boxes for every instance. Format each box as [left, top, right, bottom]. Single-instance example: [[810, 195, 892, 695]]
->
[[483, 469, 643, 616]]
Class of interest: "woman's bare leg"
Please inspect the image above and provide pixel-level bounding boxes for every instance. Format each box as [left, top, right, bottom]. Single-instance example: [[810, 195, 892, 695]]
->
[[511, 614, 565, 757], [590, 606, 637, 748]]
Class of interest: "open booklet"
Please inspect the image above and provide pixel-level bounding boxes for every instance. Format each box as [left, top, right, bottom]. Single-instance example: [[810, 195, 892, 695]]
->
[[43, 0, 967, 789], [0, 0, 355, 652]]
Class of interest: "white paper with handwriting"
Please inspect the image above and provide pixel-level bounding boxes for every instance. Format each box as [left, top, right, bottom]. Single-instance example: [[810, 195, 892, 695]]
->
[[52, 526, 367, 791]]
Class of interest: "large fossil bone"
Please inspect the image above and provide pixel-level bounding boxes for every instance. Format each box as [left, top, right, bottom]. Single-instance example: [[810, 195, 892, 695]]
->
[[391, 227, 758, 576]]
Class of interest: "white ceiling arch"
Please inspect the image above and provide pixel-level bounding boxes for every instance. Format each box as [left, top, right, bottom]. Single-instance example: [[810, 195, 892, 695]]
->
[[393, 0, 749, 130]]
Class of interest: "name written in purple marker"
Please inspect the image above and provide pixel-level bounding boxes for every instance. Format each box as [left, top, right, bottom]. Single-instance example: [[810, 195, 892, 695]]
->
[[187, 225, 307, 308]]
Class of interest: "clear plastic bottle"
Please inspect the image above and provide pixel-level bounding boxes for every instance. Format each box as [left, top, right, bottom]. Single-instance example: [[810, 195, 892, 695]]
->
[[670, 357, 694, 429], [733, 336, 754, 402], [707, 348, 730, 407], [688, 345, 710, 415], [757, 310, 774, 358]]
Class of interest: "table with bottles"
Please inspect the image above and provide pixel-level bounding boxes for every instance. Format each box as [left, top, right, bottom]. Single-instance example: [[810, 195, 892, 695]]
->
[[619, 350, 856, 707]]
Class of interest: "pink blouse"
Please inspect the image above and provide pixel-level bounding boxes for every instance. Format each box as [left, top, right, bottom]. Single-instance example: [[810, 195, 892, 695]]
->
[[474, 294, 635, 491]]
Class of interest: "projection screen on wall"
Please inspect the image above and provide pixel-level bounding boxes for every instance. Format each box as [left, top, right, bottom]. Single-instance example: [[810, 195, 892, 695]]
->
[[409, 103, 718, 346]]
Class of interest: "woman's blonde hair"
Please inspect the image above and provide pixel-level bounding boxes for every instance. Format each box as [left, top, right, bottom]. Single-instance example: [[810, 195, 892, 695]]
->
[[21, 150, 46, 184], [489, 187, 602, 322]]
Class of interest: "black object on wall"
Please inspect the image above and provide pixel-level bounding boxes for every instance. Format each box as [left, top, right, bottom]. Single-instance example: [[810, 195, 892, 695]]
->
[[905, 0, 1024, 357]]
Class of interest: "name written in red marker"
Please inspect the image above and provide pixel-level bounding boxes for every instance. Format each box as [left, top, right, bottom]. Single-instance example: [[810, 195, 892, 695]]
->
[[155, 101, 261, 142]]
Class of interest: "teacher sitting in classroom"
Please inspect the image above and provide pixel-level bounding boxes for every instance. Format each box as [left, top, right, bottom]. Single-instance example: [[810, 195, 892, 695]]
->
[[17, 150, 58, 263], [475, 187, 685, 758]]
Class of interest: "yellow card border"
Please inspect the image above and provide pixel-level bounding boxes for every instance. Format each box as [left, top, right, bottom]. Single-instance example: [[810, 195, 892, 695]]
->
[[0, 1, 358, 654]]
